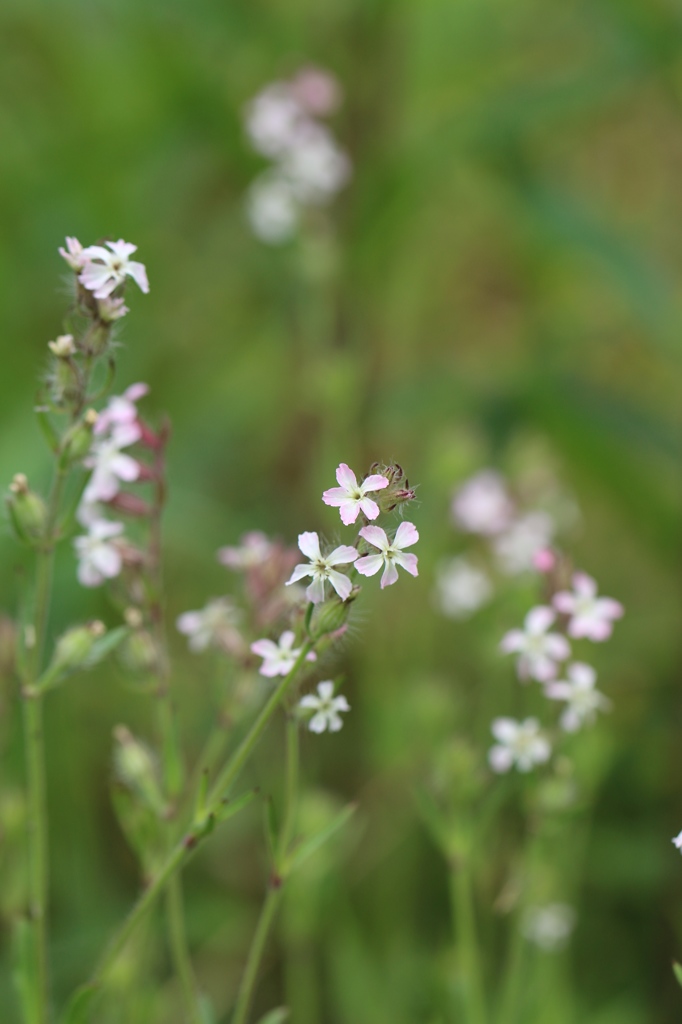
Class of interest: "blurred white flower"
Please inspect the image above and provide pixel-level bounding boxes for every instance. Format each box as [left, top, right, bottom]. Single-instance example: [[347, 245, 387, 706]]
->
[[500, 606, 570, 683], [299, 680, 349, 733], [435, 556, 492, 619], [489, 717, 551, 773], [672, 831, 682, 852], [545, 662, 610, 732], [246, 173, 300, 244], [553, 572, 624, 642], [218, 531, 275, 570], [95, 383, 148, 439], [176, 598, 243, 654], [58, 236, 86, 270], [280, 124, 351, 204], [74, 520, 123, 587], [83, 433, 140, 503], [290, 66, 341, 116], [494, 511, 555, 575], [245, 83, 306, 158], [521, 904, 576, 952], [451, 470, 514, 536]]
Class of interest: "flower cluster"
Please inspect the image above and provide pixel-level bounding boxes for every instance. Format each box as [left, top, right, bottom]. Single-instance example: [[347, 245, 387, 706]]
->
[[244, 67, 351, 244], [178, 460, 419, 736], [59, 237, 149, 322], [490, 563, 623, 772], [437, 467, 576, 620]]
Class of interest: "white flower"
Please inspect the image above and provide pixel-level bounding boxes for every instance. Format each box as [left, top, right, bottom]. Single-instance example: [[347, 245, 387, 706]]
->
[[246, 172, 300, 244], [176, 598, 242, 653], [79, 240, 149, 299], [451, 470, 514, 536], [97, 296, 129, 321], [48, 335, 76, 357], [250, 630, 315, 677], [489, 717, 551, 773], [545, 662, 610, 732], [521, 904, 576, 951], [290, 66, 341, 116], [84, 433, 140, 503], [299, 680, 350, 733], [500, 606, 570, 683], [218, 531, 274, 570], [244, 83, 306, 158], [74, 520, 124, 587], [435, 557, 492, 619], [58, 236, 86, 270], [672, 831, 682, 852], [553, 573, 624, 642], [280, 124, 351, 204], [494, 511, 555, 576], [355, 522, 419, 589], [322, 463, 389, 525], [94, 383, 148, 441], [286, 532, 358, 604]]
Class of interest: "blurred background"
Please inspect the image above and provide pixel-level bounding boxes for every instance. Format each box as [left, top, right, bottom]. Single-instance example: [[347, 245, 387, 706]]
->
[[0, 0, 680, 1021]]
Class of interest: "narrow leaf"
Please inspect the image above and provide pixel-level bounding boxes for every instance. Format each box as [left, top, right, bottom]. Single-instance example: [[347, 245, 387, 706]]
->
[[286, 802, 357, 874], [255, 1008, 290, 1024], [60, 983, 98, 1024], [673, 961, 682, 989]]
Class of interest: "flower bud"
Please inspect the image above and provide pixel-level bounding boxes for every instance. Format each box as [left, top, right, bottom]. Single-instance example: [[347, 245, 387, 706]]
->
[[48, 355, 80, 407], [370, 462, 417, 513], [6, 474, 47, 546], [48, 334, 76, 358], [113, 725, 167, 817], [117, 628, 160, 676], [310, 589, 358, 639], [51, 620, 106, 676], [61, 409, 98, 465]]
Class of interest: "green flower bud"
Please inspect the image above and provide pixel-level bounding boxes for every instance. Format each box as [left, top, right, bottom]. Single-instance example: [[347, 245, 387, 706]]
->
[[113, 725, 167, 817], [309, 589, 358, 640], [118, 628, 160, 676], [51, 620, 106, 676], [6, 475, 47, 546], [61, 409, 98, 465]]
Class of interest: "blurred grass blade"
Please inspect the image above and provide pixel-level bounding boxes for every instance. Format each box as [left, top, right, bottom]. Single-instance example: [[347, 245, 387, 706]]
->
[[673, 962, 682, 989], [255, 1008, 290, 1024], [286, 802, 356, 874], [60, 982, 98, 1024]]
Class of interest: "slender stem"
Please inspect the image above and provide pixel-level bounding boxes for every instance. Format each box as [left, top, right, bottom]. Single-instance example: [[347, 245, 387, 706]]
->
[[232, 714, 300, 1024], [207, 642, 313, 808], [449, 857, 487, 1024], [166, 875, 202, 1024]]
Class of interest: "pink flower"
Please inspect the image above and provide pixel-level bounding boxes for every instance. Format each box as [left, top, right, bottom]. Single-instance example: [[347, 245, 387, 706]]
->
[[250, 630, 315, 677], [95, 383, 149, 440], [553, 573, 624, 642], [286, 532, 358, 604], [355, 522, 419, 589], [79, 240, 149, 298], [451, 470, 514, 536], [218, 531, 274, 570], [83, 434, 140, 503], [322, 463, 389, 525], [59, 236, 86, 270], [500, 606, 570, 682]]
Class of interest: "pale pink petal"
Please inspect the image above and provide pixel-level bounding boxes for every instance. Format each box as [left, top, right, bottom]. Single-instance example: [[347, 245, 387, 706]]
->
[[355, 553, 384, 577], [108, 240, 138, 258], [298, 531, 321, 560], [545, 682, 572, 700], [573, 572, 597, 598], [358, 497, 380, 520], [110, 453, 140, 482], [317, 681, 335, 699], [358, 525, 388, 551], [335, 463, 357, 491], [491, 718, 519, 743], [279, 631, 296, 651], [127, 260, 149, 293], [394, 551, 418, 577], [361, 474, 389, 493], [307, 577, 326, 604], [553, 592, 575, 615], [91, 545, 121, 577], [326, 545, 359, 566], [124, 382, 149, 402], [80, 245, 111, 261], [339, 500, 360, 525], [300, 694, 321, 709], [251, 639, 279, 658], [286, 563, 314, 585], [526, 605, 555, 634], [177, 611, 203, 635], [596, 597, 624, 620], [322, 487, 349, 507], [78, 562, 102, 587], [328, 570, 352, 601], [259, 660, 283, 678], [393, 521, 419, 550], [500, 629, 525, 653], [380, 561, 399, 588], [489, 746, 513, 773], [533, 656, 559, 682], [545, 634, 570, 661]]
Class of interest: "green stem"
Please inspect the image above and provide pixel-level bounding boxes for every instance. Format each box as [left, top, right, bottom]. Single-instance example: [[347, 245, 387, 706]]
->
[[232, 714, 300, 1024], [449, 858, 487, 1024], [166, 875, 202, 1024]]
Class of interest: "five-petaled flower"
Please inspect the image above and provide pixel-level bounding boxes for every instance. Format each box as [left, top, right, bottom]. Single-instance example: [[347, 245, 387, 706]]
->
[[83, 431, 140, 503], [488, 717, 551, 773], [299, 680, 350, 733], [286, 532, 358, 604], [545, 662, 610, 732], [95, 383, 149, 441], [250, 630, 316, 677], [322, 463, 389, 525], [74, 520, 124, 587], [58, 236, 86, 270], [176, 598, 243, 654], [500, 606, 570, 682], [79, 240, 149, 298], [553, 572, 624, 642], [355, 522, 419, 589]]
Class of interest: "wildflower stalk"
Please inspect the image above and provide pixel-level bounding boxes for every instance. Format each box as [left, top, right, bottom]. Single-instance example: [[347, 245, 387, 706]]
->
[[232, 712, 300, 1024], [448, 854, 487, 1024]]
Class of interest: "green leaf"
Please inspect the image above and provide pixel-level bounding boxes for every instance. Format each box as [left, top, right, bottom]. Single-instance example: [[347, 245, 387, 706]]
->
[[213, 788, 258, 827], [82, 626, 129, 670], [255, 1008, 290, 1024], [673, 962, 682, 989], [286, 802, 357, 874], [60, 983, 98, 1024]]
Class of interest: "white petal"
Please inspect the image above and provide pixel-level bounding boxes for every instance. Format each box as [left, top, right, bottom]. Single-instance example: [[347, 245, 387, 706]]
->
[[298, 531, 321, 560]]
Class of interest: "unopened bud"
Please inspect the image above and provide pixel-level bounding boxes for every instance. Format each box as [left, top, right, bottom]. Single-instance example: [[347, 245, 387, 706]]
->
[[48, 334, 76, 358], [371, 462, 417, 513], [6, 475, 47, 546], [61, 410, 98, 464], [113, 725, 167, 817], [310, 589, 358, 639], [51, 621, 105, 675], [124, 607, 144, 629], [118, 628, 160, 675]]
